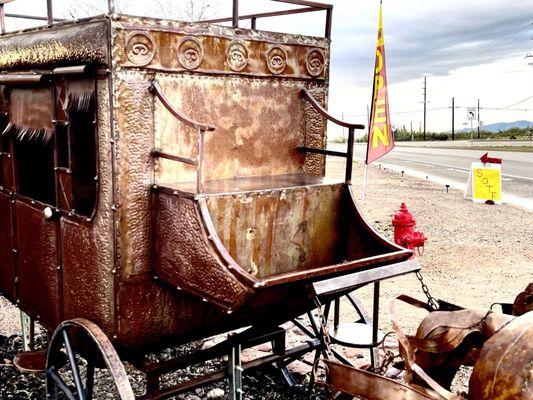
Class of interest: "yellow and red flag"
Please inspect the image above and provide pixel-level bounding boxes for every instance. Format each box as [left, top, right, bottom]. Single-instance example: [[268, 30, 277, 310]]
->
[[366, 1, 394, 164]]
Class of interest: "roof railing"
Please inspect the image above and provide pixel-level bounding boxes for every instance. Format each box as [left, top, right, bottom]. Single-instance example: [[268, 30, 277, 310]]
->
[[0, 0, 333, 38]]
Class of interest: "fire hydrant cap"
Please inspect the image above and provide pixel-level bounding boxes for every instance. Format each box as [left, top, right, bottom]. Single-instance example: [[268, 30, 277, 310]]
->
[[392, 202, 416, 227]]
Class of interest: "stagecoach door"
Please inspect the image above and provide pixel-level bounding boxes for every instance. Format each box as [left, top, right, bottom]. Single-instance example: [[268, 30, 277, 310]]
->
[[7, 82, 62, 327], [0, 74, 97, 329]]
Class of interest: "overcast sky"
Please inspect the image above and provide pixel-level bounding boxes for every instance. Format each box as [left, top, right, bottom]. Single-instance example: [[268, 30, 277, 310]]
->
[[3, 0, 532, 135]]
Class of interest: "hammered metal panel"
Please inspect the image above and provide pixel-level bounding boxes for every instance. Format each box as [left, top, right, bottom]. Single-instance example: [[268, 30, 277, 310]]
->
[[60, 219, 114, 334], [15, 201, 59, 328], [0, 193, 14, 300], [155, 193, 251, 309], [303, 87, 328, 175], [0, 20, 109, 70], [114, 72, 154, 278]]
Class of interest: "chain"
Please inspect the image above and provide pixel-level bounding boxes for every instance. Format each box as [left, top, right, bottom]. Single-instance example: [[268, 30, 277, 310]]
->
[[415, 270, 439, 311], [368, 332, 397, 375], [312, 295, 334, 360]]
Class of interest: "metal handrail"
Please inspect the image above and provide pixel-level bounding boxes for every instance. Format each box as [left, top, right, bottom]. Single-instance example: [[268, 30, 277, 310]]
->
[[150, 82, 215, 132], [300, 88, 365, 183], [301, 89, 363, 130], [150, 82, 215, 194]]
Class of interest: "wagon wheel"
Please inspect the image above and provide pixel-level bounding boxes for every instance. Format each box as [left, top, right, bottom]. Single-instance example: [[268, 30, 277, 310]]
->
[[46, 318, 135, 400]]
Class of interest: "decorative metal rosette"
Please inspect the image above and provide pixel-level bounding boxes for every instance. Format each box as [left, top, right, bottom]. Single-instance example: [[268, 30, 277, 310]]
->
[[226, 41, 249, 72], [125, 32, 155, 66], [305, 48, 326, 77], [177, 37, 204, 70], [266, 46, 287, 75]]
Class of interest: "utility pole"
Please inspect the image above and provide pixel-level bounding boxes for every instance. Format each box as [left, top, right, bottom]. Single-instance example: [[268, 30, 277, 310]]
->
[[477, 99, 480, 139], [451, 97, 455, 141], [423, 77, 427, 141], [410, 121, 413, 141]]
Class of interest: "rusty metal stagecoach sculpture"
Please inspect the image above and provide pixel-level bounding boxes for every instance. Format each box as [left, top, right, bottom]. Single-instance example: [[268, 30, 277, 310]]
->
[[0, 1, 455, 398]]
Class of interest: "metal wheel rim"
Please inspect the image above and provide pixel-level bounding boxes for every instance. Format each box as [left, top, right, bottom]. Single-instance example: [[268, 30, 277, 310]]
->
[[45, 318, 135, 400]]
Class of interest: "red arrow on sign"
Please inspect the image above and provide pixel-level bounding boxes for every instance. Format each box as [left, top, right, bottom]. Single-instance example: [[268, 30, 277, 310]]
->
[[480, 152, 503, 164]]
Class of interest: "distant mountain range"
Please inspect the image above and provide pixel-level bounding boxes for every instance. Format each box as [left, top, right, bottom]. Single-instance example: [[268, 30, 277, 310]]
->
[[460, 120, 532, 132]]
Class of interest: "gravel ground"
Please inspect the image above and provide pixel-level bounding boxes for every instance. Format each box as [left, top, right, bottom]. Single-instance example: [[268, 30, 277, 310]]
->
[[1, 158, 532, 399]]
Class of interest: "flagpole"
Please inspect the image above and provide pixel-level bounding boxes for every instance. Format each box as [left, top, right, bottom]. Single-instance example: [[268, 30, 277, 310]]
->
[[362, 0, 382, 200]]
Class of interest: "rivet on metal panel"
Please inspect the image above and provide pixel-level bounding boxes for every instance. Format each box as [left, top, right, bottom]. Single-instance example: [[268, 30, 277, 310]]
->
[[173, 191, 178, 195], [111, 204, 118, 211], [202, 298, 208, 303], [31, 201, 36, 205], [94, 175, 98, 181], [153, 275, 159, 280], [253, 282, 265, 289], [57, 265, 61, 270], [208, 235, 214, 241], [227, 309, 233, 315], [152, 185, 158, 190], [14, 277, 19, 283], [12, 248, 17, 254], [112, 269, 117, 274], [176, 286, 182, 291]]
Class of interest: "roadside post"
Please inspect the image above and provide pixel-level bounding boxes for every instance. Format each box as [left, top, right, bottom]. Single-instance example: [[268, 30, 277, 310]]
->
[[467, 107, 476, 148]]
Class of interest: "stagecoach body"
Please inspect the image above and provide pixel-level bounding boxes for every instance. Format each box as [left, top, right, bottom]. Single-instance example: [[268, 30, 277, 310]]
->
[[0, 10, 412, 366]]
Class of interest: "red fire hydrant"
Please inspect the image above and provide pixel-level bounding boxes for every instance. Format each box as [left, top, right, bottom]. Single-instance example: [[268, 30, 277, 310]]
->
[[392, 203, 427, 256]]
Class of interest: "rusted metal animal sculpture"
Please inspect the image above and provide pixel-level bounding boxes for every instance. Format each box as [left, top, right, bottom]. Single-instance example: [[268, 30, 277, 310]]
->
[[314, 288, 532, 400]]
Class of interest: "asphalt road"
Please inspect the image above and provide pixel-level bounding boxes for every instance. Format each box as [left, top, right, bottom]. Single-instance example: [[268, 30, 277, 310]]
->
[[329, 142, 533, 210]]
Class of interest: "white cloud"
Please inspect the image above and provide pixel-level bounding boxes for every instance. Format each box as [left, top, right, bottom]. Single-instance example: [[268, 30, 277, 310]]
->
[[3, 0, 532, 133]]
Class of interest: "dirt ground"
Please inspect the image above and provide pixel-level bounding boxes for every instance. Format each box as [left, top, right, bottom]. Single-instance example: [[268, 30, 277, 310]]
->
[[326, 158, 532, 333], [1, 157, 532, 398]]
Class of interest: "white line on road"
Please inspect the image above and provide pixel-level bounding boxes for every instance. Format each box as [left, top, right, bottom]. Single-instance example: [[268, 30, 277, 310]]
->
[[374, 162, 533, 211], [383, 157, 533, 182]]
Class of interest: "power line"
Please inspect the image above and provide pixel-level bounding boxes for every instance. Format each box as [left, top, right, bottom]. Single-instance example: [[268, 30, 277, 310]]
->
[[502, 95, 533, 109], [466, 21, 532, 62], [481, 37, 531, 64]]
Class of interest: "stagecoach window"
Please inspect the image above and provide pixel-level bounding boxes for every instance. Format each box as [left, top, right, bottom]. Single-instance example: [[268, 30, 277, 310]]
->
[[14, 140, 56, 205], [56, 125, 69, 168], [9, 86, 56, 205], [68, 102, 97, 217], [62, 78, 97, 217]]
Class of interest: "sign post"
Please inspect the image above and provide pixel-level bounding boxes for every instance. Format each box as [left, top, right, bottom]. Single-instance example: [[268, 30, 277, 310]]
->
[[467, 107, 476, 148]]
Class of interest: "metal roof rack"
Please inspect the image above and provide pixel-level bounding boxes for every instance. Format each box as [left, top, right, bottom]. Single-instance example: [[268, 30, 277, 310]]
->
[[0, 0, 333, 37]]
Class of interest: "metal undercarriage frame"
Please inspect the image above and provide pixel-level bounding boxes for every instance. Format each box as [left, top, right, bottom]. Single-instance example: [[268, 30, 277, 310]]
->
[[129, 260, 420, 400]]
